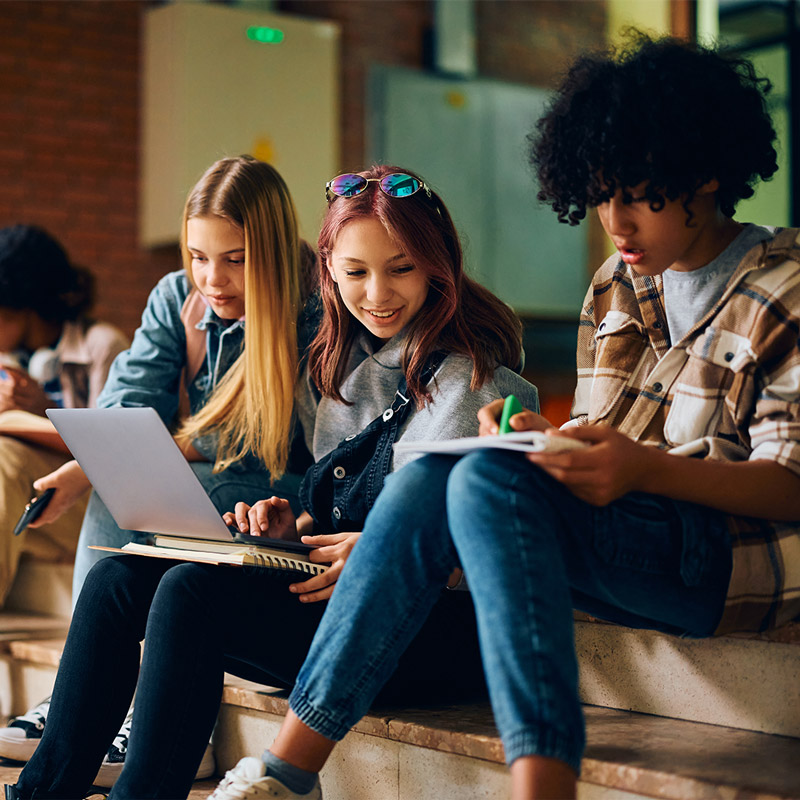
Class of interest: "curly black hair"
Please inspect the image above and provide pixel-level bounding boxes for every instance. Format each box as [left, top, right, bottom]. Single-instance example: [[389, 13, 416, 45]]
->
[[530, 31, 779, 225], [0, 225, 94, 322]]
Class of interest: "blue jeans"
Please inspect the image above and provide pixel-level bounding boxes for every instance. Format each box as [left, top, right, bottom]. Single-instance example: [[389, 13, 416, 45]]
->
[[289, 451, 733, 773], [70, 461, 304, 605], [18, 552, 482, 799]]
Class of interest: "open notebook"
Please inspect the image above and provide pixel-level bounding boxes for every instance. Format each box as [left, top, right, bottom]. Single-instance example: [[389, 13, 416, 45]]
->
[[46, 407, 326, 577], [394, 431, 589, 456]]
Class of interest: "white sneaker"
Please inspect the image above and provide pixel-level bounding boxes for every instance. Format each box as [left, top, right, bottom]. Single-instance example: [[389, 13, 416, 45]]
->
[[94, 706, 216, 788], [0, 698, 51, 761], [207, 757, 322, 800]]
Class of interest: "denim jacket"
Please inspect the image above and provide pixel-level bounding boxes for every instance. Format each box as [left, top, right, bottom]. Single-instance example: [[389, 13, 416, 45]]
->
[[98, 270, 318, 473]]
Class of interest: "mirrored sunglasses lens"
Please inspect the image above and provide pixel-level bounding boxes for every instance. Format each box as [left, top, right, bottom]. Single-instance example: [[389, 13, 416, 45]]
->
[[381, 174, 421, 197], [330, 174, 368, 197]]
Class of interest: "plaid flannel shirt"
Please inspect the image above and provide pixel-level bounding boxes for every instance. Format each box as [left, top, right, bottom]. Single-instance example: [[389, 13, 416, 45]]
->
[[573, 227, 800, 634]]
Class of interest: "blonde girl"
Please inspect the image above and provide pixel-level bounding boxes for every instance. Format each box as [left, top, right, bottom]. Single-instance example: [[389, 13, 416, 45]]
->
[[0, 156, 317, 787]]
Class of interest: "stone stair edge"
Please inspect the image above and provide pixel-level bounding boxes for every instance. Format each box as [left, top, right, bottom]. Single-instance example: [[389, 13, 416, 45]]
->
[[221, 677, 505, 763], [0, 612, 69, 634], [573, 612, 800, 644], [580, 705, 800, 800], [3, 640, 800, 799], [219, 679, 800, 800], [7, 638, 64, 668]]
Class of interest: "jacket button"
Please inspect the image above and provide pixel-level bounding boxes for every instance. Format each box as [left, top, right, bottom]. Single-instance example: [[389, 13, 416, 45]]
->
[[382, 408, 394, 421], [724, 351, 734, 362], [653, 382, 663, 393], [332, 507, 342, 520], [333, 466, 346, 479]]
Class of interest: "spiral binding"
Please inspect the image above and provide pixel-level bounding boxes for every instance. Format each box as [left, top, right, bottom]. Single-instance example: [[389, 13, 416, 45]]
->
[[248, 551, 325, 575]]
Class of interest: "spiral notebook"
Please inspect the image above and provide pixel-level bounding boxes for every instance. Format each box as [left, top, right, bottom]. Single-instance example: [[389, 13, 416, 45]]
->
[[46, 407, 326, 577]]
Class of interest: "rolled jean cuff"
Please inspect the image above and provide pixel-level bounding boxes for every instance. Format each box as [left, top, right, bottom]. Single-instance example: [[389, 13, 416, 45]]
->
[[503, 724, 584, 775], [289, 685, 354, 743]]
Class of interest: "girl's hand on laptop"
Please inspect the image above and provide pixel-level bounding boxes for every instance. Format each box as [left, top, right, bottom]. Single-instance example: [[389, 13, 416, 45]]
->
[[288, 532, 361, 603], [29, 460, 92, 527], [223, 496, 298, 540], [477, 398, 552, 436]]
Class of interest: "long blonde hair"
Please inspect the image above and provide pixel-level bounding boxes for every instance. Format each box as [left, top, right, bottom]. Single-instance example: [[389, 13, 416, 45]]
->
[[175, 156, 301, 479]]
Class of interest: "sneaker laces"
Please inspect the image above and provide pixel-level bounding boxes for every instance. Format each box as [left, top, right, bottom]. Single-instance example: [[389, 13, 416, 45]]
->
[[105, 707, 134, 763], [9, 698, 51, 732], [209, 758, 269, 799]]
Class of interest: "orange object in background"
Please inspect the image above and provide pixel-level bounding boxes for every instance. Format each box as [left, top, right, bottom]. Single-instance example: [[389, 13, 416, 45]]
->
[[540, 394, 572, 428]]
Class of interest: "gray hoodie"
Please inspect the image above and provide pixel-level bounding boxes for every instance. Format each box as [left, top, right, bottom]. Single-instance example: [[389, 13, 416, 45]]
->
[[298, 331, 539, 472]]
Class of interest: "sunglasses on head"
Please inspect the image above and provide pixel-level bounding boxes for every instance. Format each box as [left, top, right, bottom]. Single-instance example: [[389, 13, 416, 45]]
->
[[325, 172, 432, 202]]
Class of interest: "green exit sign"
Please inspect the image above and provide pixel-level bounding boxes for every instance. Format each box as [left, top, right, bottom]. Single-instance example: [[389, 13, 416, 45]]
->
[[246, 26, 285, 44]]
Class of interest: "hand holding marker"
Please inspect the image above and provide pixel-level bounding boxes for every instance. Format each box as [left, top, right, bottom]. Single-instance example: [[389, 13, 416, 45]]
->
[[497, 394, 588, 453], [499, 394, 523, 434]]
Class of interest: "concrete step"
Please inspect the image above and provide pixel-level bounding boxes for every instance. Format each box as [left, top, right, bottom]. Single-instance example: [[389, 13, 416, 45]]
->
[[3, 637, 800, 799], [0, 762, 219, 800], [216, 676, 800, 800], [0, 614, 69, 644], [8, 620, 800, 737], [574, 615, 800, 737], [0, 615, 68, 720], [4, 561, 72, 620]]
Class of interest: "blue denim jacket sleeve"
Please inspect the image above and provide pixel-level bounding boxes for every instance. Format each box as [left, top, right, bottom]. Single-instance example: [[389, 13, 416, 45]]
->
[[96, 270, 190, 425]]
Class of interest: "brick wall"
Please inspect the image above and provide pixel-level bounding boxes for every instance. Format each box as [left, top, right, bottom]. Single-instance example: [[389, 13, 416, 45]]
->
[[0, 1, 177, 338], [0, 0, 606, 339], [477, 0, 606, 87]]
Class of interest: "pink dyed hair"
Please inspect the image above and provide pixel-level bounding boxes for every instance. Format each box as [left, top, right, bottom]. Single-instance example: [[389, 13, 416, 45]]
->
[[307, 165, 522, 406]]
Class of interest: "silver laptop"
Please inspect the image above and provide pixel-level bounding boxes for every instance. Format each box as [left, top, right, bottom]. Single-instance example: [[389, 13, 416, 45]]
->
[[46, 407, 311, 555]]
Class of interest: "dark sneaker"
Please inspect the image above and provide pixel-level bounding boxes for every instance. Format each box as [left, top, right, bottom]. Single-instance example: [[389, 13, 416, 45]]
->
[[0, 698, 50, 761], [94, 707, 215, 788]]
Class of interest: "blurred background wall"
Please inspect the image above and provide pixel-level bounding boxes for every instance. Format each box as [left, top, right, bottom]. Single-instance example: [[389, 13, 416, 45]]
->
[[0, 0, 794, 421]]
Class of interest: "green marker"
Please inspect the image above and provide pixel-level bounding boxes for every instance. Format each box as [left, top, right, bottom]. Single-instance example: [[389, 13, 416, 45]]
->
[[499, 394, 523, 434]]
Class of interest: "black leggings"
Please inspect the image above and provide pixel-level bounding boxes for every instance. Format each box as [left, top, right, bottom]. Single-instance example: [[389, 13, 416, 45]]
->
[[17, 556, 485, 800]]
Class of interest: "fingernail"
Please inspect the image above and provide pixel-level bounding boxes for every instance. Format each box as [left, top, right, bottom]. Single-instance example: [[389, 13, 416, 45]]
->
[[240, 522, 247, 531]]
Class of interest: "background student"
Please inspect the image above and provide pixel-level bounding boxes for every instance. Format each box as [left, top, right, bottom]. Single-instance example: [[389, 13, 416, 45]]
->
[[6, 164, 538, 800], [0, 224, 127, 608], [0, 155, 317, 786], [206, 35, 800, 800]]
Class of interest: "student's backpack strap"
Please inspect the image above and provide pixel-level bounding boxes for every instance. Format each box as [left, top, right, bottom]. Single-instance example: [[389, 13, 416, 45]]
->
[[181, 289, 207, 386], [180, 289, 208, 388]]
